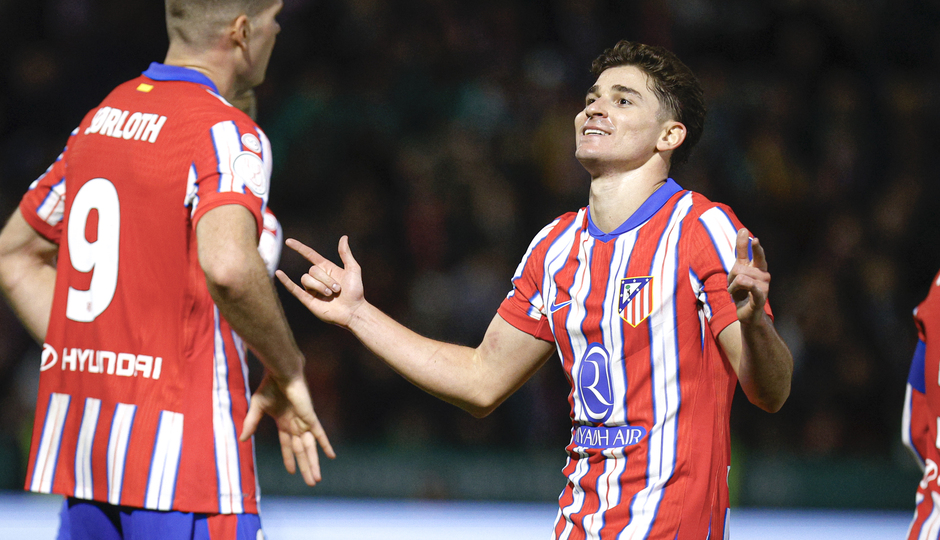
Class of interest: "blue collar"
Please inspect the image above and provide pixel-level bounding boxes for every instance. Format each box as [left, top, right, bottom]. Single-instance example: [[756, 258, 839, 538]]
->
[[142, 62, 219, 94], [586, 178, 684, 241]]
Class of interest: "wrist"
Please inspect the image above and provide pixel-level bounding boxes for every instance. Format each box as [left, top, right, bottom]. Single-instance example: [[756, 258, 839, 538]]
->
[[268, 356, 306, 386], [345, 300, 373, 335]]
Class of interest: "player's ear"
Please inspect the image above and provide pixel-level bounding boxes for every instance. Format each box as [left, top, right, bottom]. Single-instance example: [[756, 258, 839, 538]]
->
[[657, 121, 686, 153], [229, 14, 250, 51]]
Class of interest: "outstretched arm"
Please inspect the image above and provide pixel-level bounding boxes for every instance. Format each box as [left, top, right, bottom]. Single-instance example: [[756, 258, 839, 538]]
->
[[0, 209, 57, 343], [277, 236, 556, 417], [197, 204, 334, 485], [718, 228, 793, 413]]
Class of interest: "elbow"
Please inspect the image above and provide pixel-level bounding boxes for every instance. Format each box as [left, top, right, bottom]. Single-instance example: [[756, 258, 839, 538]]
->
[[751, 383, 791, 414], [467, 403, 498, 419], [462, 391, 503, 419], [201, 254, 254, 301]]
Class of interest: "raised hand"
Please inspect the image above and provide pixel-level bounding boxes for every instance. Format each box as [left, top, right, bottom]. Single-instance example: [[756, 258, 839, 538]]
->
[[240, 373, 335, 486], [276, 235, 364, 328], [727, 228, 770, 325]]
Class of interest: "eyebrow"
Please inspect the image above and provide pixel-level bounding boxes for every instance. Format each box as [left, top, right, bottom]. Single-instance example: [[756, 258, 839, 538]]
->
[[585, 85, 644, 100]]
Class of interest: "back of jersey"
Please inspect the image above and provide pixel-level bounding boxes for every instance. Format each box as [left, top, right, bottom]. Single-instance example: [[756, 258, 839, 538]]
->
[[19, 64, 272, 514]]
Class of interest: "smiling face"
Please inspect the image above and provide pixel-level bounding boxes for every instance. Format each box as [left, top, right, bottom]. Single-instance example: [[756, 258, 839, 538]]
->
[[574, 65, 685, 177]]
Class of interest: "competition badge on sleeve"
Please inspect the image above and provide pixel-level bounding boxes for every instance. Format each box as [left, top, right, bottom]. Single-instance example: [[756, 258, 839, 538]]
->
[[619, 276, 653, 327]]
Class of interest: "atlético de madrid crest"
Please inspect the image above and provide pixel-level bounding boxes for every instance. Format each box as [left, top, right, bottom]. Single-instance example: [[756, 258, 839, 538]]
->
[[619, 276, 653, 327]]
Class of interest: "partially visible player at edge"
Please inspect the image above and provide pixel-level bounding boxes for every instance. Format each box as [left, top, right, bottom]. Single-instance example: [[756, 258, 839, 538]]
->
[[902, 269, 940, 538], [277, 40, 793, 540], [0, 1, 334, 539]]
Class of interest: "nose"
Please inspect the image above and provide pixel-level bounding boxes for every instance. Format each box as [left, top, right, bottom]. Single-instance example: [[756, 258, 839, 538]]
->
[[584, 99, 606, 118]]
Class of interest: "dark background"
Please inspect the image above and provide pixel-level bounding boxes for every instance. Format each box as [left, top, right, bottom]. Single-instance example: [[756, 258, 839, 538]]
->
[[1, 0, 938, 508]]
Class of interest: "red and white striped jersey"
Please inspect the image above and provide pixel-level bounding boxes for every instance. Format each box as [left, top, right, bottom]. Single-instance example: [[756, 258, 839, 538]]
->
[[19, 63, 277, 515], [498, 179, 771, 540], [902, 270, 940, 539]]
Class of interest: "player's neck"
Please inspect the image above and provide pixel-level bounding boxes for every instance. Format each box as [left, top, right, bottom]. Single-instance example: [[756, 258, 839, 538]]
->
[[587, 165, 670, 234], [163, 45, 239, 102]]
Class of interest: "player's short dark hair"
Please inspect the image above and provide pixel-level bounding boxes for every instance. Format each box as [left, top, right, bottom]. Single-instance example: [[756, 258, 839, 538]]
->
[[165, 0, 276, 47], [591, 40, 706, 166]]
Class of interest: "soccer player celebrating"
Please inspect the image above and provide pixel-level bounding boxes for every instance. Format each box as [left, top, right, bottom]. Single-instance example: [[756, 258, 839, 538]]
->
[[279, 40, 792, 539], [0, 1, 334, 538]]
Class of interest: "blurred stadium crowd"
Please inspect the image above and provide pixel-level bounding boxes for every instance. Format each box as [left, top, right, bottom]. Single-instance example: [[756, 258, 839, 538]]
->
[[1, 0, 939, 493]]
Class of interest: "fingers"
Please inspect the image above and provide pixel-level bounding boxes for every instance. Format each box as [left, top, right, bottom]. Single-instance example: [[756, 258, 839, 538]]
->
[[240, 398, 264, 442], [338, 236, 360, 272], [285, 238, 328, 266], [312, 421, 336, 459], [303, 431, 323, 485], [750, 236, 767, 271], [735, 228, 751, 263], [276, 270, 316, 306], [292, 431, 317, 486], [734, 228, 768, 271], [300, 268, 340, 297], [278, 430, 296, 475]]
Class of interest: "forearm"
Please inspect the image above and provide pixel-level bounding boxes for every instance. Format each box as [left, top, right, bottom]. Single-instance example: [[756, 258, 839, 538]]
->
[[0, 257, 55, 342], [346, 301, 492, 414], [0, 210, 57, 343], [207, 256, 305, 381], [735, 314, 793, 412], [198, 204, 304, 381]]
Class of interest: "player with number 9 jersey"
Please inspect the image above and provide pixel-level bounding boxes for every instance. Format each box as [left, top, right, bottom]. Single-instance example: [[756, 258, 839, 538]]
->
[[18, 62, 275, 515]]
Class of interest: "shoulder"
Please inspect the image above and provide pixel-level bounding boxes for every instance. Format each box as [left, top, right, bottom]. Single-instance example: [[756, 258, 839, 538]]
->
[[918, 271, 940, 319], [533, 209, 582, 245], [678, 190, 735, 221], [514, 209, 583, 271]]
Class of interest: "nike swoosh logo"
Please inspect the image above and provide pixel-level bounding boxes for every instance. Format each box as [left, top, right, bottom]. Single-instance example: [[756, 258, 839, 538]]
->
[[550, 300, 572, 313]]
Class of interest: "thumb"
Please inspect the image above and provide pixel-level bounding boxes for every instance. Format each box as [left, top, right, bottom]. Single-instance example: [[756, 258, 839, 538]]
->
[[338, 235, 360, 271], [240, 398, 264, 442]]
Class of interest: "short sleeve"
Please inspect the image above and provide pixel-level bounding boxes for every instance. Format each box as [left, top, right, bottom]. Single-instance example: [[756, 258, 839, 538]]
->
[[496, 220, 560, 344], [257, 208, 282, 277], [18, 134, 76, 244], [687, 203, 773, 339], [188, 120, 272, 238]]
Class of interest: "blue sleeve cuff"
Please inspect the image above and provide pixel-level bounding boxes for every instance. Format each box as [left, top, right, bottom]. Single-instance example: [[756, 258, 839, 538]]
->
[[909, 339, 927, 393]]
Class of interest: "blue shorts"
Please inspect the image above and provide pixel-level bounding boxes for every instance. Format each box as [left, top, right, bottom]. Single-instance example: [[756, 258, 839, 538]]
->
[[57, 498, 264, 540]]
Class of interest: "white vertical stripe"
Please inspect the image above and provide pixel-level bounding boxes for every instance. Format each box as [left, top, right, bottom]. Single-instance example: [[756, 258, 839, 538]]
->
[[145, 410, 184, 510], [232, 327, 262, 503], [627, 193, 692, 537], [585, 450, 627, 538], [74, 398, 101, 499], [512, 217, 563, 282], [257, 128, 273, 209], [184, 163, 199, 214], [210, 121, 239, 193], [37, 179, 67, 226], [36, 179, 66, 225], [568, 228, 595, 423], [689, 270, 713, 320], [919, 492, 940, 540], [534, 215, 581, 323], [698, 207, 738, 272], [605, 232, 636, 425], [213, 307, 243, 514], [558, 453, 591, 540], [907, 384, 926, 469], [107, 403, 137, 505], [30, 392, 71, 493]]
